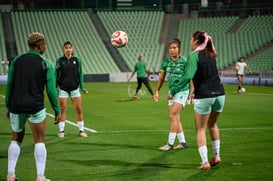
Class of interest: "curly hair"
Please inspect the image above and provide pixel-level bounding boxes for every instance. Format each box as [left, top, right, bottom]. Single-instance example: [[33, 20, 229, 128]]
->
[[27, 32, 45, 47]]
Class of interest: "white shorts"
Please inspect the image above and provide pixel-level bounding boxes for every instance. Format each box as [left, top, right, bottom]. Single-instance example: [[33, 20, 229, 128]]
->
[[168, 90, 189, 107], [59, 88, 81, 98]]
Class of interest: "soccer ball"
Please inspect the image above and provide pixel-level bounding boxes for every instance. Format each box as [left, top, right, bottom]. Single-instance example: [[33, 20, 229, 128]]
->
[[111, 30, 128, 48], [239, 88, 246, 93], [233, 65, 239, 71]]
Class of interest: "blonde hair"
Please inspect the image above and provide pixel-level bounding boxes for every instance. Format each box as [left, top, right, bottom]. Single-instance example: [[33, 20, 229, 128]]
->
[[27, 32, 45, 46]]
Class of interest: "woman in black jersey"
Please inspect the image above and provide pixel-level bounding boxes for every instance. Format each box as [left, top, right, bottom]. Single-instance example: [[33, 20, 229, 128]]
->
[[181, 31, 225, 170], [56, 41, 88, 138]]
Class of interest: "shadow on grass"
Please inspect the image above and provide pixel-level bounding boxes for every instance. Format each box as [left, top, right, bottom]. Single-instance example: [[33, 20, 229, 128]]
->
[[184, 167, 218, 181], [116, 98, 138, 102]]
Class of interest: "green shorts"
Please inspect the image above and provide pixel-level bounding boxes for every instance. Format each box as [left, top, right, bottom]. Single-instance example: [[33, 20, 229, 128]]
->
[[59, 88, 81, 98], [168, 90, 189, 107], [194, 95, 225, 115], [10, 108, 46, 132]]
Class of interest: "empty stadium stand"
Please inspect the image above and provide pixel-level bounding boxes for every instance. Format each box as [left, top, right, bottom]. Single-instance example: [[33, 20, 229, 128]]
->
[[178, 15, 273, 71], [1, 9, 272, 74], [0, 12, 7, 74], [97, 10, 165, 71], [11, 10, 120, 74]]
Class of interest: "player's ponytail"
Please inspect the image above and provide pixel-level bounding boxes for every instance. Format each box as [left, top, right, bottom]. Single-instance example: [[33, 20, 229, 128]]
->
[[192, 31, 217, 58]]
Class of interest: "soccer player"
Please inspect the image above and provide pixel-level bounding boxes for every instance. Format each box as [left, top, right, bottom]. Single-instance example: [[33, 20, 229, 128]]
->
[[180, 31, 225, 170], [153, 38, 189, 151], [128, 55, 154, 98], [5, 32, 60, 181], [55, 41, 88, 138], [235, 57, 252, 92]]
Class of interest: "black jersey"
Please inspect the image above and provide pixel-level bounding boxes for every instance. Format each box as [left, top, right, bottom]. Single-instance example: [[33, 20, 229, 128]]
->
[[181, 50, 225, 99], [5, 50, 60, 114], [56, 55, 86, 92]]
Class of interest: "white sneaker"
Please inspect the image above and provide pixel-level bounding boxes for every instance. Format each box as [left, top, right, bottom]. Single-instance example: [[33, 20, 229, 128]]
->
[[57, 131, 64, 138], [79, 131, 88, 137], [36, 176, 51, 181], [159, 144, 173, 151], [174, 142, 188, 149]]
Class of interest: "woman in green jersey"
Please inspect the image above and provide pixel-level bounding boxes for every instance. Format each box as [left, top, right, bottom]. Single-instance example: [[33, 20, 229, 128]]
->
[[153, 38, 189, 151]]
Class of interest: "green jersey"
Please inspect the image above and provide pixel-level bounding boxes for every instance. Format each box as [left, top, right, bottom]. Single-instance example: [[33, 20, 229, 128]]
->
[[134, 61, 147, 78], [160, 56, 189, 96]]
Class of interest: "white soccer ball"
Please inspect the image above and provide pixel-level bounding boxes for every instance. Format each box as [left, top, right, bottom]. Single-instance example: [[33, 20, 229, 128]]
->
[[111, 30, 128, 48], [239, 88, 246, 93]]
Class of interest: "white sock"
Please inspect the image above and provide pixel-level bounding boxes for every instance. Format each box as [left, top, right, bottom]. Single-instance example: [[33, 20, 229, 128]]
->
[[212, 140, 220, 157], [77, 121, 84, 132], [198, 146, 208, 164], [168, 132, 176, 145], [34, 143, 47, 178], [8, 141, 20, 176], [177, 132, 186, 143], [58, 121, 65, 132]]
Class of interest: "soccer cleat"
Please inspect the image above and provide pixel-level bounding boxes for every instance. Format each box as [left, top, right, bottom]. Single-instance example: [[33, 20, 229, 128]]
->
[[174, 142, 188, 149], [199, 162, 211, 170], [7, 175, 18, 181], [210, 156, 221, 167], [159, 144, 173, 151], [79, 131, 88, 137], [132, 95, 139, 99], [57, 131, 64, 138], [36, 176, 51, 181]]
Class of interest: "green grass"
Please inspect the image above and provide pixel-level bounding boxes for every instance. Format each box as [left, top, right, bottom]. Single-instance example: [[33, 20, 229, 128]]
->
[[0, 82, 273, 181]]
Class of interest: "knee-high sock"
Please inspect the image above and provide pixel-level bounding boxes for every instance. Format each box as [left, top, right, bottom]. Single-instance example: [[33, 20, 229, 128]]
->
[[34, 143, 47, 178], [198, 146, 208, 164], [8, 141, 20, 176], [77, 121, 84, 132], [168, 132, 176, 145], [212, 140, 220, 157]]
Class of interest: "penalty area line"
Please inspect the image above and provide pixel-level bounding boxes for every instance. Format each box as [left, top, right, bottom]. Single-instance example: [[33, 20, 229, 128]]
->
[[46, 113, 98, 133]]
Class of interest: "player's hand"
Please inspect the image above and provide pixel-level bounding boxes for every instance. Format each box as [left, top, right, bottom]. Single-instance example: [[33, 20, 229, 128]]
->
[[187, 94, 194, 104], [6, 111, 10, 119], [54, 115, 60, 125], [153, 91, 159, 102], [84, 90, 88, 94], [167, 93, 173, 100]]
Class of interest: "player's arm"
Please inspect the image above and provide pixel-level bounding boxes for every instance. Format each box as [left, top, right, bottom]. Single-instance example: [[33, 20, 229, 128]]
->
[[55, 58, 60, 88], [45, 60, 60, 116], [178, 53, 198, 90], [153, 70, 166, 102], [246, 65, 252, 73], [128, 70, 136, 81], [5, 57, 16, 114], [77, 57, 88, 94], [188, 80, 195, 104]]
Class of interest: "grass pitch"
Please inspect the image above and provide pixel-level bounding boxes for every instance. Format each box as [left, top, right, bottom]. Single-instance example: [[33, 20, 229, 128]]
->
[[0, 82, 273, 181]]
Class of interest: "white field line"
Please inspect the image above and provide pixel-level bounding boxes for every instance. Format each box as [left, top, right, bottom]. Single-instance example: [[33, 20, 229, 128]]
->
[[85, 127, 273, 134], [46, 113, 98, 133]]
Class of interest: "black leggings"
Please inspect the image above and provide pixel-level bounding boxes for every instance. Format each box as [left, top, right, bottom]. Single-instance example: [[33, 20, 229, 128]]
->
[[135, 77, 154, 96]]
